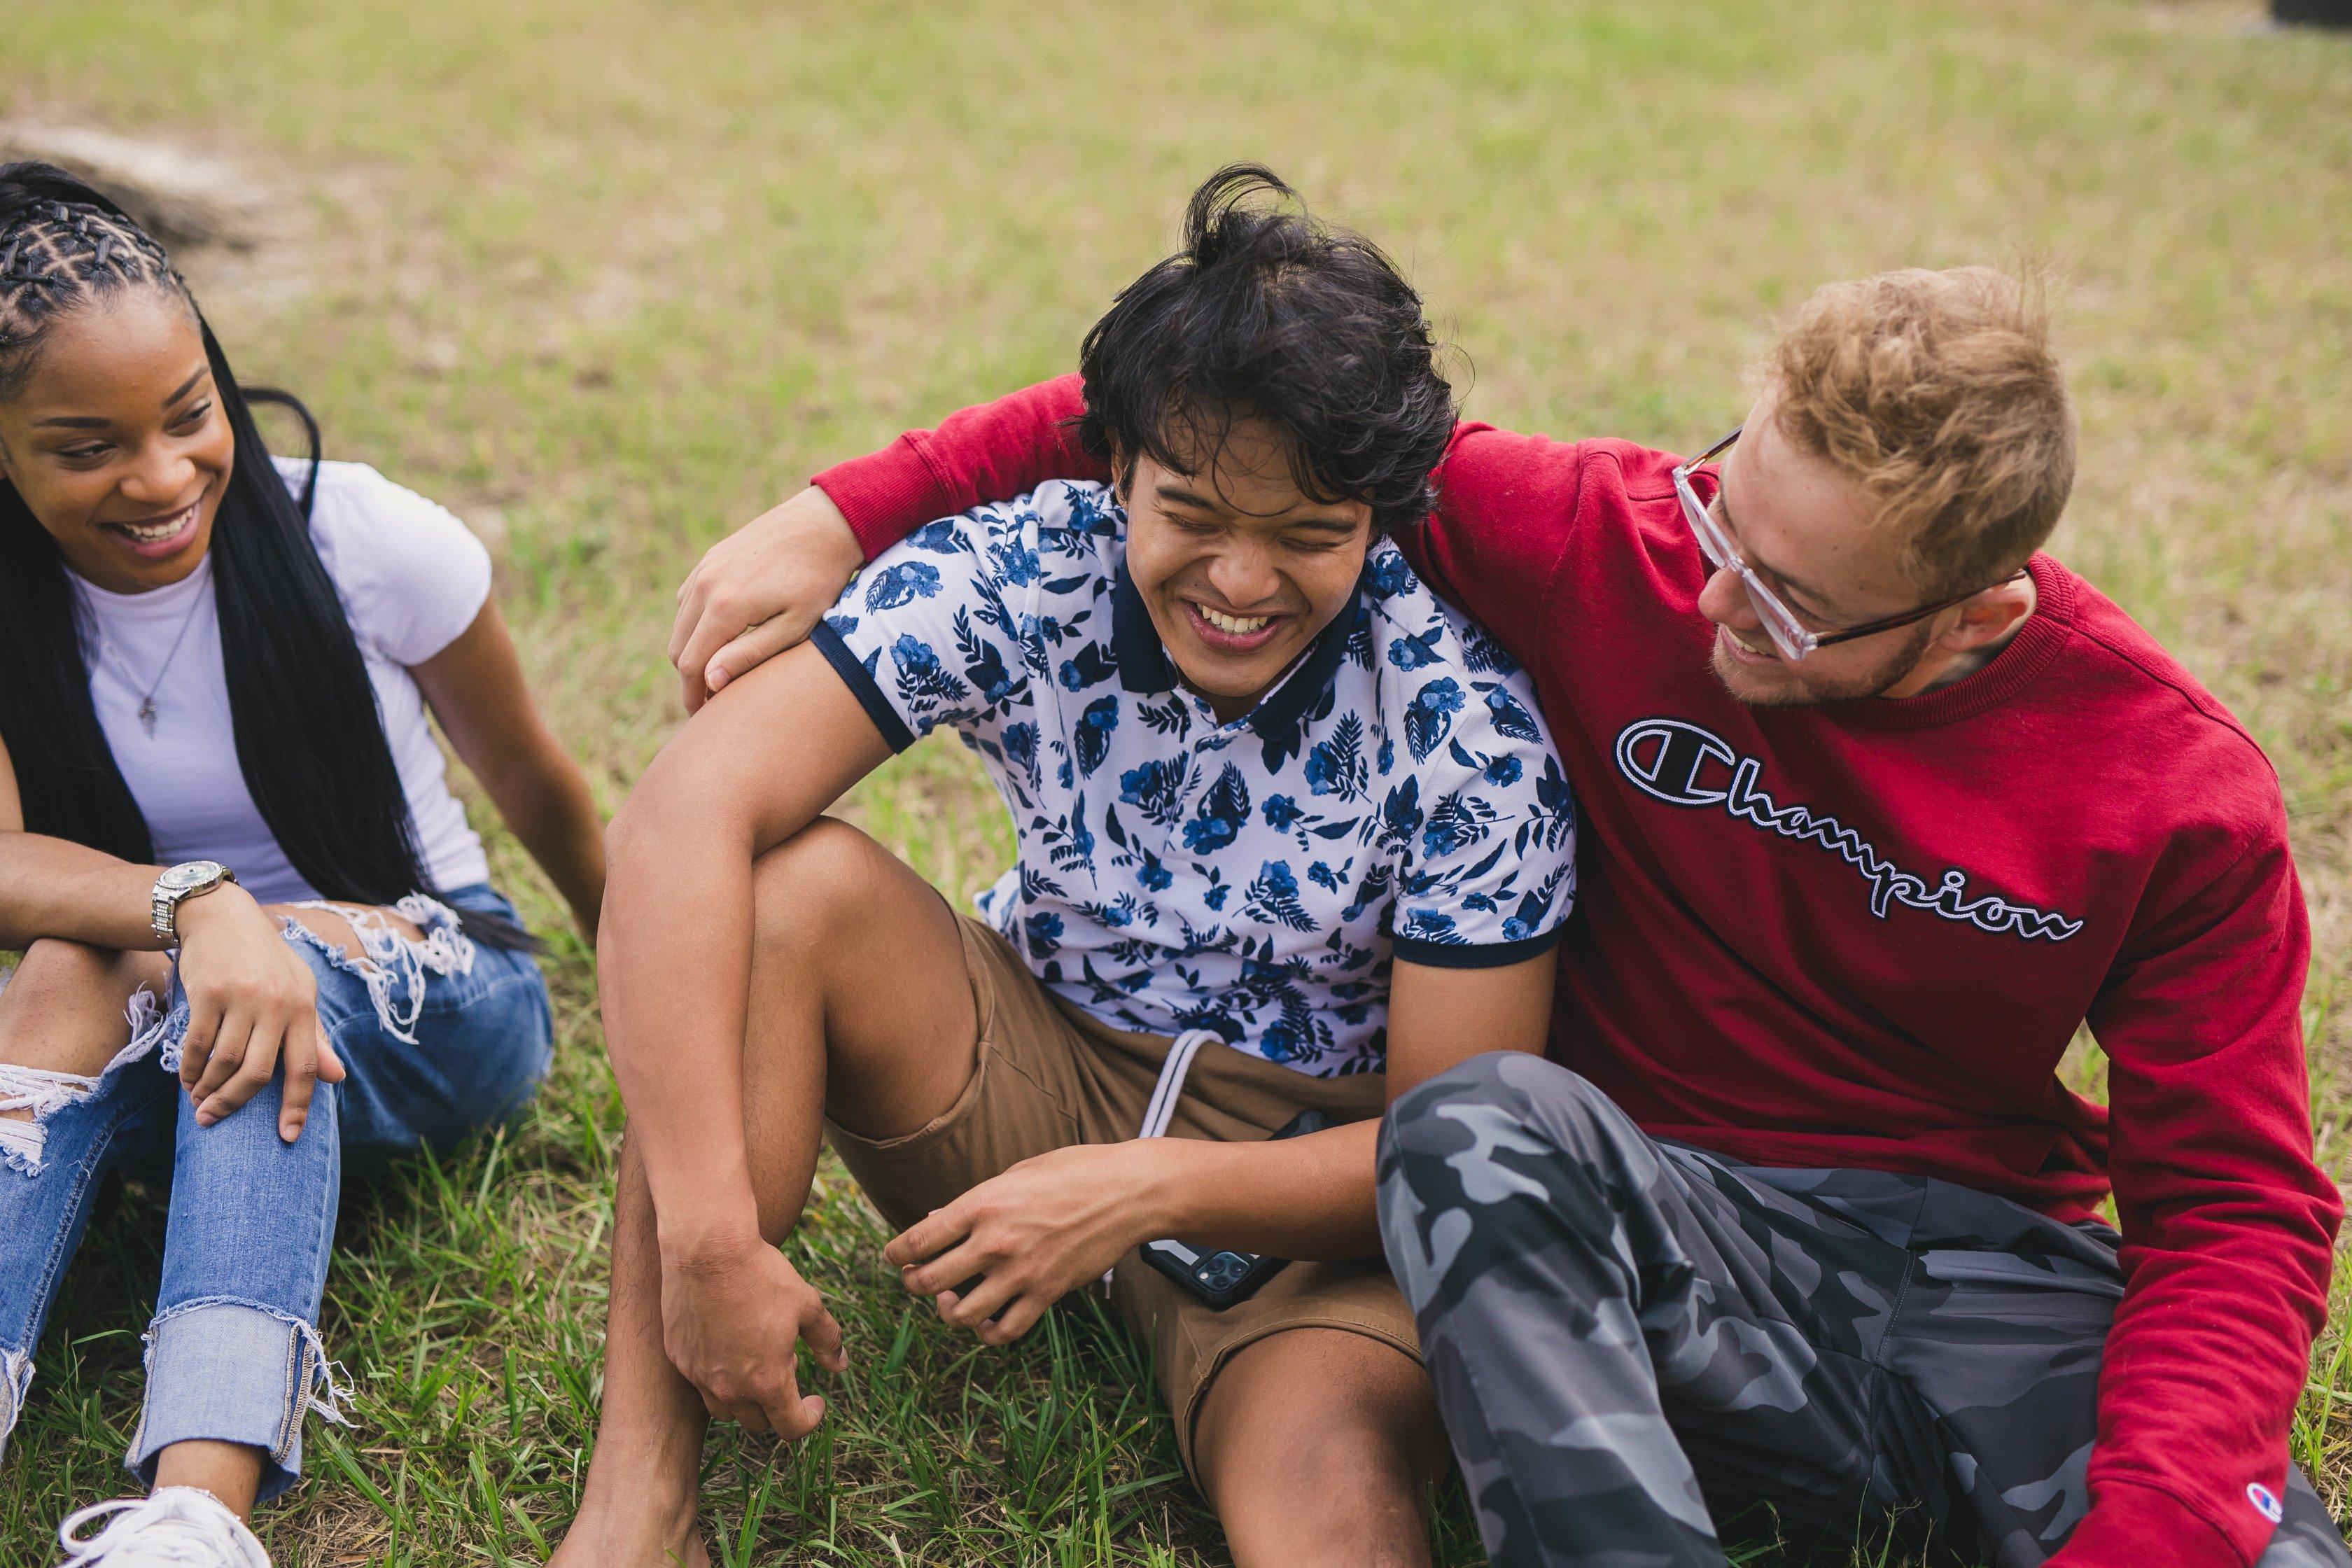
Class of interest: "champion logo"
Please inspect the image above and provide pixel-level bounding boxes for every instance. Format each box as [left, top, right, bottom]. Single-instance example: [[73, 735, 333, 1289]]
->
[[2247, 1480, 2283, 1524], [1612, 718, 2086, 944]]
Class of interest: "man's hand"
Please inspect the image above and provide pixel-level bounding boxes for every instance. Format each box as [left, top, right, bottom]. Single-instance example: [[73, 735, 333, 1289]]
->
[[659, 1233, 847, 1438], [883, 1142, 1179, 1345], [669, 486, 864, 713]]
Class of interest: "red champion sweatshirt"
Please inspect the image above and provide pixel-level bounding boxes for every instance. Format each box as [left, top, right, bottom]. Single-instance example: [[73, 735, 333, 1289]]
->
[[814, 375, 2339, 1566]]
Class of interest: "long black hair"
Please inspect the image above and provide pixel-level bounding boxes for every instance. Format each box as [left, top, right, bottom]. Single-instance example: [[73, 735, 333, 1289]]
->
[[0, 162, 526, 946]]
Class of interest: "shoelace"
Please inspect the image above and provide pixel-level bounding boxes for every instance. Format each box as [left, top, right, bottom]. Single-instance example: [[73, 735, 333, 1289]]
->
[[56, 1494, 258, 1567]]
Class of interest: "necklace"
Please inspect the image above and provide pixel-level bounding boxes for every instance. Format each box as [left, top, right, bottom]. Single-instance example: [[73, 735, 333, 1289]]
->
[[85, 584, 209, 738]]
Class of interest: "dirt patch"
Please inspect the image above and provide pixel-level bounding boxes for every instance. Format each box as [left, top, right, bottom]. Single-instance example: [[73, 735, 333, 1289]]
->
[[0, 120, 270, 248], [0, 119, 316, 318]]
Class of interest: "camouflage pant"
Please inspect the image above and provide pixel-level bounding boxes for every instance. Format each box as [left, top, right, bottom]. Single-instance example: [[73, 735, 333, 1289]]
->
[[1376, 1053, 2351, 1568]]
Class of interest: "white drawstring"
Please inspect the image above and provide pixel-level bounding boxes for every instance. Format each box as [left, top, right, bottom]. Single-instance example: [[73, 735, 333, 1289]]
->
[[1138, 1028, 1220, 1141], [1104, 1028, 1224, 1289]]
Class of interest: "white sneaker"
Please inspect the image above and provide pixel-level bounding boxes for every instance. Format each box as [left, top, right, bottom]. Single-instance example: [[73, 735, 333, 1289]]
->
[[55, 1489, 272, 1567]]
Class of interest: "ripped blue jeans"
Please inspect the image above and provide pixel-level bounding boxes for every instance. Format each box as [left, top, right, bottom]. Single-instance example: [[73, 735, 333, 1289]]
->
[[0, 883, 551, 1504]]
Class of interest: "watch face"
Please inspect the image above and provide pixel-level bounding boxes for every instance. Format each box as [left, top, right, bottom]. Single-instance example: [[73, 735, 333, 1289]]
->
[[160, 860, 225, 890]]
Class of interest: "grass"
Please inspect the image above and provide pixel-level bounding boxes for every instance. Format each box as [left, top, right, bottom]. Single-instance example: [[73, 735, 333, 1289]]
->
[[1, 0, 2348, 1561]]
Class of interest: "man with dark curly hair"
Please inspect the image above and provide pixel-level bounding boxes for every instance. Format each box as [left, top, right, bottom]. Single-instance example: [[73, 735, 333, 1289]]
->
[[554, 167, 1579, 1568]]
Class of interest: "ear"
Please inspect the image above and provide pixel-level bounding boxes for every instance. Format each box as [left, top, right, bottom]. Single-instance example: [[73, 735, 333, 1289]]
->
[[1939, 579, 2035, 651]]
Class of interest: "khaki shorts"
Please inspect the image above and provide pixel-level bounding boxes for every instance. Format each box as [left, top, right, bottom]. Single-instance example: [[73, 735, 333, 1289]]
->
[[826, 913, 1420, 1476]]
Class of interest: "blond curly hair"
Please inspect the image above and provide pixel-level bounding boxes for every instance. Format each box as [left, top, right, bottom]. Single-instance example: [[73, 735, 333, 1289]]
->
[[1765, 267, 2076, 596]]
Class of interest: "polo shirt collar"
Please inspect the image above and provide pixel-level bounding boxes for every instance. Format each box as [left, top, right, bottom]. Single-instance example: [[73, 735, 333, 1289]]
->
[[1110, 560, 1366, 741]]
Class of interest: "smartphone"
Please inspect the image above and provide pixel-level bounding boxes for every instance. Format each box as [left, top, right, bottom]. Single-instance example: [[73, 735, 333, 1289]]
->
[[1138, 1108, 1335, 1309]]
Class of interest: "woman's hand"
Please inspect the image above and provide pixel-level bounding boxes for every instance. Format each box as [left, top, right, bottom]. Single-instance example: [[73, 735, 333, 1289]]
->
[[668, 486, 864, 713], [172, 886, 344, 1140], [660, 1231, 847, 1438], [883, 1140, 1182, 1345]]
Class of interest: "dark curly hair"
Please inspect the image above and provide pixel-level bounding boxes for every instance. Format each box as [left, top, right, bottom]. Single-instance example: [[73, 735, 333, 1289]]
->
[[1076, 164, 1455, 534]]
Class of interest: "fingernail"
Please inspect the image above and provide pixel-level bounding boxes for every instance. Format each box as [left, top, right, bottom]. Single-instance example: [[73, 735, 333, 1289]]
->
[[709, 669, 729, 691]]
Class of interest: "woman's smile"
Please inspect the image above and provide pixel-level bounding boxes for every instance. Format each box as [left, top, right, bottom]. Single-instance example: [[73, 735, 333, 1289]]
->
[[99, 497, 205, 560]]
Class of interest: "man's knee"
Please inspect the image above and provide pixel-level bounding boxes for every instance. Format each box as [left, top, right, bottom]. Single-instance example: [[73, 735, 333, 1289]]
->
[[1378, 1054, 1648, 1310], [1207, 1415, 1435, 1568], [1381, 1051, 1623, 1198], [750, 817, 897, 960], [1196, 1334, 1442, 1565]]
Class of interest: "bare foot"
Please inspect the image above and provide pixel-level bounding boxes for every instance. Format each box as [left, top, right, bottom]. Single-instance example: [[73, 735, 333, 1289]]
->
[[547, 1500, 708, 1568]]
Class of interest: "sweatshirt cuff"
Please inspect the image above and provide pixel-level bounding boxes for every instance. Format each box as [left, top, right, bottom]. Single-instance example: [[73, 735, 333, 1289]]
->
[[813, 433, 958, 563], [2048, 1479, 2246, 1568]]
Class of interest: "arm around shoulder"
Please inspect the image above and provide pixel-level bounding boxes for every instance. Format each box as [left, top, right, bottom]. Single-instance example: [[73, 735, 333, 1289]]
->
[[811, 372, 1097, 554], [669, 377, 1102, 711], [1401, 423, 1592, 659]]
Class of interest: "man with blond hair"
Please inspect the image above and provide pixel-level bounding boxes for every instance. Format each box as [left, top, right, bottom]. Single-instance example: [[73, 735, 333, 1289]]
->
[[669, 265, 2346, 1566]]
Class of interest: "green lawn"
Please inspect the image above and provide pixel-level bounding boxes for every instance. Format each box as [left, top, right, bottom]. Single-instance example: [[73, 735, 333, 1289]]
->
[[2, 0, 2348, 1562]]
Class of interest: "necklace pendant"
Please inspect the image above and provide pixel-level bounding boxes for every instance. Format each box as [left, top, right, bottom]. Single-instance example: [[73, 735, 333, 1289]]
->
[[139, 698, 158, 738]]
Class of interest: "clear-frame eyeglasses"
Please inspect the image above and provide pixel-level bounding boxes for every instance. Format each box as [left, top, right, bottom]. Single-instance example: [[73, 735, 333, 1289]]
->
[[1670, 426, 2025, 662]]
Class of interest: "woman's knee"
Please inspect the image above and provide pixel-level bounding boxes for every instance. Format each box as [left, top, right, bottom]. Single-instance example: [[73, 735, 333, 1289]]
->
[[0, 939, 167, 1075], [4, 936, 141, 1000]]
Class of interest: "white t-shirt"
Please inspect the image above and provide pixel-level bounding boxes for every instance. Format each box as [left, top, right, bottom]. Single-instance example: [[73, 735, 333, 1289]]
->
[[70, 458, 493, 905]]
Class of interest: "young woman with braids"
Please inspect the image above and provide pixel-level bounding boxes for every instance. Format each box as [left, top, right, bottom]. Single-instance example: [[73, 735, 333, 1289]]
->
[[0, 162, 604, 1567]]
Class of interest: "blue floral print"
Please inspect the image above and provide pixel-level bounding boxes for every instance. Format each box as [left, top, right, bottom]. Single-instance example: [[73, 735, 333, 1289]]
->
[[811, 481, 1576, 1076]]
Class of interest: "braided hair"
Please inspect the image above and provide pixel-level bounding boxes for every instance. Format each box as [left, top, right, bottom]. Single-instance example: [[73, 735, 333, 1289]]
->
[[0, 162, 526, 945], [0, 197, 183, 396]]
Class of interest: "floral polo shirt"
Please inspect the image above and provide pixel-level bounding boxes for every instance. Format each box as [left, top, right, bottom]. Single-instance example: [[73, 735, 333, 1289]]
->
[[809, 479, 1577, 1077]]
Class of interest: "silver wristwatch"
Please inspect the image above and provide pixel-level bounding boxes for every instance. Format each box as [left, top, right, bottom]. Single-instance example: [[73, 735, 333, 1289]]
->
[[151, 860, 236, 944]]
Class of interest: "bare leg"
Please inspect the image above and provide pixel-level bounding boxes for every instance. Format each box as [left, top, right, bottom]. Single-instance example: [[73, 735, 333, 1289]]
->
[[552, 820, 980, 1568], [0, 937, 167, 1079], [1193, 1329, 1450, 1568], [550, 1136, 712, 1567], [150, 1441, 265, 1517]]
